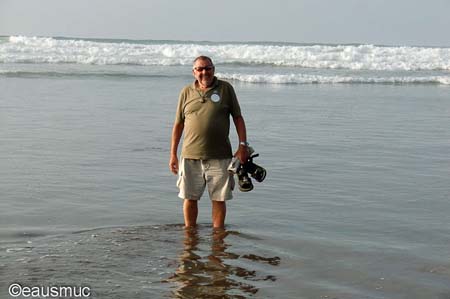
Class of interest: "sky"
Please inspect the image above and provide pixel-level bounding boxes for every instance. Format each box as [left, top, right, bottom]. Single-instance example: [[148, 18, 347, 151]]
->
[[1, 0, 449, 46]]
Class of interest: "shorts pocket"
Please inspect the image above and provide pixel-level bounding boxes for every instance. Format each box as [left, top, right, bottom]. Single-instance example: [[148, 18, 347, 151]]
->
[[230, 174, 235, 191], [176, 170, 183, 187]]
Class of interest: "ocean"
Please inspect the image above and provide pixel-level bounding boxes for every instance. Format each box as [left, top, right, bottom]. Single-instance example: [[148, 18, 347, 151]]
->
[[1, 36, 449, 298]]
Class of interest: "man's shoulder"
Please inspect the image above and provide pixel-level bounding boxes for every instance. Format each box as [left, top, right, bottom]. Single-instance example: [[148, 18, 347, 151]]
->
[[181, 83, 193, 92], [217, 79, 237, 96], [217, 79, 234, 89], [179, 84, 194, 98]]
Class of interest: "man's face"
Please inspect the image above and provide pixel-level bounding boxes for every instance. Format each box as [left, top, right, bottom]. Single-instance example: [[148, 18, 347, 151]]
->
[[193, 59, 215, 88]]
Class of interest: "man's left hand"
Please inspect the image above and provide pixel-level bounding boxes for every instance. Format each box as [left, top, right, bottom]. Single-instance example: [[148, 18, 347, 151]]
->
[[234, 146, 250, 164]]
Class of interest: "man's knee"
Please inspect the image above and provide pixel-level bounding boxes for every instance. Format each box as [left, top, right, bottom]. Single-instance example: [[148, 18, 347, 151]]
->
[[184, 199, 198, 207]]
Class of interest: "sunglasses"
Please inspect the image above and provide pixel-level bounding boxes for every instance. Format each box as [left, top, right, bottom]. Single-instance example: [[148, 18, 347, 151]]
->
[[193, 66, 214, 72]]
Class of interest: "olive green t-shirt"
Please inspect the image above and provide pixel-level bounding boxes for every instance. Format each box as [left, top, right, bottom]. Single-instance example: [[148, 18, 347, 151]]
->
[[175, 78, 242, 159]]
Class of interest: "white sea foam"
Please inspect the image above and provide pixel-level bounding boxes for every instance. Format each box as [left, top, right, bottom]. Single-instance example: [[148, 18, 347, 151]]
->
[[1, 68, 448, 85], [2, 36, 450, 71], [216, 73, 450, 85]]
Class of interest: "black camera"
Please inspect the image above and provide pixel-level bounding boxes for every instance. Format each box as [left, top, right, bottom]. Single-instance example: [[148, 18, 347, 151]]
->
[[228, 148, 266, 192]]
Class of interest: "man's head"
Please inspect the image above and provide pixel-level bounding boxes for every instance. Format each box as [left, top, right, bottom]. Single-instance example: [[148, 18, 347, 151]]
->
[[193, 56, 215, 89]]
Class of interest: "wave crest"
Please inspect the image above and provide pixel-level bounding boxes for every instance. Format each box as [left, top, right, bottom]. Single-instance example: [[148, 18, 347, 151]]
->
[[2, 36, 450, 71], [217, 73, 450, 85]]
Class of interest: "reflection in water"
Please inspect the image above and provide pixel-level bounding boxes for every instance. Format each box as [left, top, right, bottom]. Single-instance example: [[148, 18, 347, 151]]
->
[[167, 227, 280, 299]]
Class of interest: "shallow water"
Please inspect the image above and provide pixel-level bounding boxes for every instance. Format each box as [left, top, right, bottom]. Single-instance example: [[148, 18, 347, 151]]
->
[[1, 60, 450, 298], [2, 223, 450, 299], [1, 224, 282, 298]]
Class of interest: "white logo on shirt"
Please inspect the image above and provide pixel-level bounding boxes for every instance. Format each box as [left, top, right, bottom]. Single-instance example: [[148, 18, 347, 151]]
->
[[210, 93, 220, 102]]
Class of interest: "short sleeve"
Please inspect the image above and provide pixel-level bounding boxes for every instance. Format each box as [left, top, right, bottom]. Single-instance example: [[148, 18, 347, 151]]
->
[[174, 88, 187, 124], [226, 82, 242, 118]]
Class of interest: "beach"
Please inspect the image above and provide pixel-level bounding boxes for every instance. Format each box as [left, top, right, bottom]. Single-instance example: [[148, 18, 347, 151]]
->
[[1, 36, 450, 298]]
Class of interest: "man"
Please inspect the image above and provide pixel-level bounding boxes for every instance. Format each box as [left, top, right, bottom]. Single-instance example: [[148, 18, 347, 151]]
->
[[169, 56, 249, 229]]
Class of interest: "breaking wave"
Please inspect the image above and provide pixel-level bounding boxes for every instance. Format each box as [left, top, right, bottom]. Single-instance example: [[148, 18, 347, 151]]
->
[[1, 36, 450, 71], [217, 73, 450, 85]]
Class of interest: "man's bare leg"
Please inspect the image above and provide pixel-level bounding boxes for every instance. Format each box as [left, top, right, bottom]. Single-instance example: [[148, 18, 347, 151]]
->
[[183, 199, 198, 227], [212, 201, 226, 229]]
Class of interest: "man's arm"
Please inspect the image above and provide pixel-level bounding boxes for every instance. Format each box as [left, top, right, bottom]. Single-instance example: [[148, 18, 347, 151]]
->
[[169, 122, 184, 175], [233, 115, 250, 163]]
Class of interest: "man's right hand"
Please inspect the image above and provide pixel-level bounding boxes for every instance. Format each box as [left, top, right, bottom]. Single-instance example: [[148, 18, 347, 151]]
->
[[169, 155, 179, 175]]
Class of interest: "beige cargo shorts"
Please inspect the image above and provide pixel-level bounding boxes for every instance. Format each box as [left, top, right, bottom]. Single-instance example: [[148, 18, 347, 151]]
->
[[177, 158, 234, 201]]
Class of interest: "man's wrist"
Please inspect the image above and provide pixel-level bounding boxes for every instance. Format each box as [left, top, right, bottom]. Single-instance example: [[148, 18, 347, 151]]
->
[[239, 141, 249, 147]]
